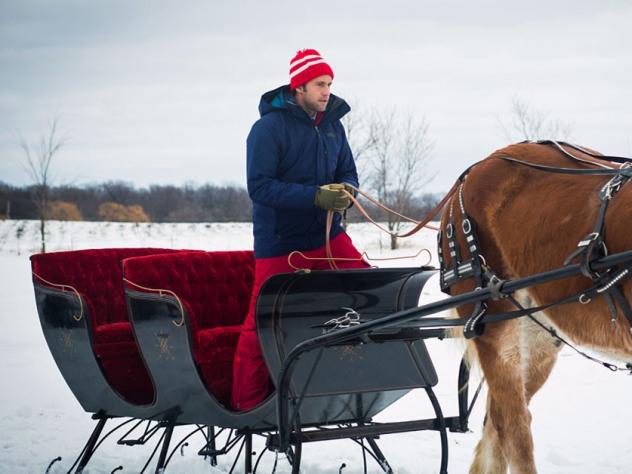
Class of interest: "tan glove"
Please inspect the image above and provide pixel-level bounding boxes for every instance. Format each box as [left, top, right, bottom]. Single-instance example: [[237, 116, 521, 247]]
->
[[314, 183, 351, 211], [341, 182, 357, 196]]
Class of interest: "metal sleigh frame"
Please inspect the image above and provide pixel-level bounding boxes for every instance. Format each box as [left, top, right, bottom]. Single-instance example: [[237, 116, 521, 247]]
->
[[32, 247, 632, 474], [272, 249, 632, 472]]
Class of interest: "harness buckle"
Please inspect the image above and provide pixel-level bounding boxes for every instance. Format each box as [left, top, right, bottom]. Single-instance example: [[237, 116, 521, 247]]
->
[[487, 274, 507, 300], [577, 232, 600, 248], [563, 232, 605, 271]]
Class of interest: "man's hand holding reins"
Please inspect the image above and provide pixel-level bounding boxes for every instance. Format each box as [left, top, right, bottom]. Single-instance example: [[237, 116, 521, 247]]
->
[[314, 183, 352, 212]]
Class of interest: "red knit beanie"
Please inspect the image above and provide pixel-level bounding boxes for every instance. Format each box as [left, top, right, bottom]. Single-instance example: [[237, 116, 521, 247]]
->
[[289, 49, 334, 90]]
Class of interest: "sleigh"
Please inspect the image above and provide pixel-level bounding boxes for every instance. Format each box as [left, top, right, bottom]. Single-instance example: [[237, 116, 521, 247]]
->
[[31, 246, 482, 474], [32, 246, 632, 473]]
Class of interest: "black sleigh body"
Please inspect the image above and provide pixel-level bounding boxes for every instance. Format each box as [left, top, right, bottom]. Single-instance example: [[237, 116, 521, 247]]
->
[[31, 248, 182, 417], [31, 248, 474, 474]]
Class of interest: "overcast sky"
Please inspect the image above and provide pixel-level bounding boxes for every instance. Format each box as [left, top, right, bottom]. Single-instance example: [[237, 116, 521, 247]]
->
[[1, 0, 631, 193]]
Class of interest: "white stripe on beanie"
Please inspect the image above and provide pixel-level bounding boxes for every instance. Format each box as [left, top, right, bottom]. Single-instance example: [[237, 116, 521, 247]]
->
[[289, 54, 322, 70], [289, 59, 326, 79]]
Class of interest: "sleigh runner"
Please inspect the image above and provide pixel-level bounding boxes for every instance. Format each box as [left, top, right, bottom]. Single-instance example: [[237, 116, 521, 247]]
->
[[31, 141, 632, 473]]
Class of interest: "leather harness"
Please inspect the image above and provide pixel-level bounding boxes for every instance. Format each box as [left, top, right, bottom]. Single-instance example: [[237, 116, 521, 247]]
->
[[438, 140, 632, 339]]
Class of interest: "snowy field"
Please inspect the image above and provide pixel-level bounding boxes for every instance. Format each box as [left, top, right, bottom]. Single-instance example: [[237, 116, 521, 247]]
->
[[1, 219, 631, 473]]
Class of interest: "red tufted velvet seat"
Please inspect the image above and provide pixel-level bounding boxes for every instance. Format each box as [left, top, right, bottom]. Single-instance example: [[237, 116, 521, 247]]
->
[[122, 251, 255, 406], [31, 248, 180, 405]]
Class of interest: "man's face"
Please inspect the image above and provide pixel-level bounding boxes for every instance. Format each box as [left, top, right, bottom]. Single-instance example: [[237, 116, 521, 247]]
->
[[296, 74, 332, 114]]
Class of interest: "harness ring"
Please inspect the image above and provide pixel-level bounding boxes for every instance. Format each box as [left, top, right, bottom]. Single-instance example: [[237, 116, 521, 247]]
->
[[462, 218, 472, 235], [446, 223, 454, 239], [579, 294, 592, 305]]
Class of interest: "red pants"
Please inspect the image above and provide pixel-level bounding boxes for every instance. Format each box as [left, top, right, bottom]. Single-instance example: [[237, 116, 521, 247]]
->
[[231, 232, 370, 411]]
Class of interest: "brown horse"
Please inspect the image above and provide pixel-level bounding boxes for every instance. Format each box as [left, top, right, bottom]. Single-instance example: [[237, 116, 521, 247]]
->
[[439, 142, 632, 473]]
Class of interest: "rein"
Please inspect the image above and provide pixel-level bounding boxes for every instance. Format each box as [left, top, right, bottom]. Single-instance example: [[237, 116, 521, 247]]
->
[[496, 156, 632, 177], [316, 180, 462, 270], [345, 184, 440, 233], [541, 139, 632, 165]]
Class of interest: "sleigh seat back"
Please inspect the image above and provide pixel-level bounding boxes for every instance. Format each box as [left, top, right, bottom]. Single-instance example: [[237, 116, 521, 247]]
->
[[31, 248, 181, 414], [123, 250, 256, 421]]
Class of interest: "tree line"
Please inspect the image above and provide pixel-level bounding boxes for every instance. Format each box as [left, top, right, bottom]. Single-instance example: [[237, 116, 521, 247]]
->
[[0, 181, 253, 222], [0, 179, 442, 224]]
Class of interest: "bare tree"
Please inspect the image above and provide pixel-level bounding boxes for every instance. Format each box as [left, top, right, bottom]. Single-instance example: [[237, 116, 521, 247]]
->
[[365, 109, 434, 249], [497, 98, 573, 143], [341, 101, 375, 178], [18, 117, 66, 252]]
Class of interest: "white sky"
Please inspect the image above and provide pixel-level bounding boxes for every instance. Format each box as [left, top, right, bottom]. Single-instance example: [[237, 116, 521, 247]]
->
[[1, 0, 631, 193]]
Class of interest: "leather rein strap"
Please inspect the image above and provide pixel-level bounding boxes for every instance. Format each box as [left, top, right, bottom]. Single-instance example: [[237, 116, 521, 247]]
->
[[321, 180, 462, 270], [497, 156, 632, 177]]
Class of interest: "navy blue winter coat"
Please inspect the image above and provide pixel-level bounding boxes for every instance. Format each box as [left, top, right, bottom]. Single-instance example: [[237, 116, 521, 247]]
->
[[247, 85, 359, 258]]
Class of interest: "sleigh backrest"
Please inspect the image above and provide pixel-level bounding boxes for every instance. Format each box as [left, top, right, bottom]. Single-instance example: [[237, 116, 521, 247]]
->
[[31, 248, 180, 405], [31, 248, 183, 327], [122, 250, 255, 405], [123, 250, 254, 330]]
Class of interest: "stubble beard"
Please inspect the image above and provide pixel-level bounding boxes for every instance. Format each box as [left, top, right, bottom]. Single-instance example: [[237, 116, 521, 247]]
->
[[306, 96, 327, 115]]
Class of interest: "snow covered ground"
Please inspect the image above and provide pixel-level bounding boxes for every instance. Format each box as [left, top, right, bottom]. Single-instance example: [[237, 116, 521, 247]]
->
[[1, 219, 631, 473]]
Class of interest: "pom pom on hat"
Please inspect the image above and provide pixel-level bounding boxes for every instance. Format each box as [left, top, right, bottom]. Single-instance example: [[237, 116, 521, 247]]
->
[[289, 49, 334, 90]]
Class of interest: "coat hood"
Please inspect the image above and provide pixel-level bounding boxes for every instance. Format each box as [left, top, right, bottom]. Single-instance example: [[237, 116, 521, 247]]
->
[[258, 85, 350, 124]]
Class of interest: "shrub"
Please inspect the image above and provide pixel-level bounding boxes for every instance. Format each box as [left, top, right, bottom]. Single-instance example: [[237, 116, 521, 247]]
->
[[98, 202, 150, 222], [126, 204, 150, 223], [46, 201, 83, 221]]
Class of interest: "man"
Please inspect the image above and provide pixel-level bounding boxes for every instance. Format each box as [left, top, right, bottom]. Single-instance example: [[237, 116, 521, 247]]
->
[[231, 48, 369, 411]]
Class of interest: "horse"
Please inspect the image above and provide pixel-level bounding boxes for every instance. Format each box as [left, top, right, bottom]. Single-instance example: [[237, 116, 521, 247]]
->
[[438, 141, 632, 473]]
